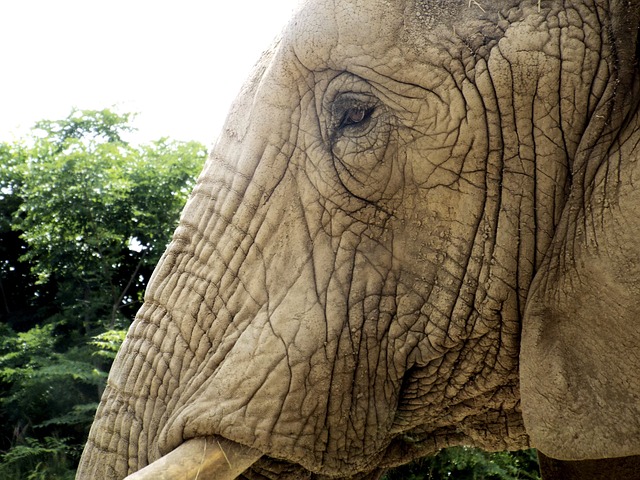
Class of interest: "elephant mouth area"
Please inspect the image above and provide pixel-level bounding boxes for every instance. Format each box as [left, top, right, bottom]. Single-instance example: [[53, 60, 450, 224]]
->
[[149, 433, 386, 480], [154, 384, 528, 479], [162, 406, 528, 479], [237, 455, 385, 480], [239, 456, 320, 480], [148, 406, 527, 480]]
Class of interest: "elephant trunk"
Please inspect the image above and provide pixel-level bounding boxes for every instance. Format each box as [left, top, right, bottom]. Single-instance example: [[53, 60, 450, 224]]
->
[[123, 436, 261, 480]]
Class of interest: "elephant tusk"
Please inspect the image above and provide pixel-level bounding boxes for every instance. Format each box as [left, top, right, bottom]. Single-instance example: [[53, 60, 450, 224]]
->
[[124, 436, 262, 480]]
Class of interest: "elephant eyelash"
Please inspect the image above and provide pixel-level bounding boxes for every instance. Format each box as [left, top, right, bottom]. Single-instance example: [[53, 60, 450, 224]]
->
[[337, 106, 376, 130], [327, 91, 380, 145]]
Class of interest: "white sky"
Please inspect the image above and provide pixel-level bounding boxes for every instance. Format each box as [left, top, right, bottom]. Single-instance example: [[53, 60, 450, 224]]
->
[[0, 0, 301, 147]]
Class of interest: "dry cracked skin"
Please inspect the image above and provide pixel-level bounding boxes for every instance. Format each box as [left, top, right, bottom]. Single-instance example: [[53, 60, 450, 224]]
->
[[77, 1, 640, 479]]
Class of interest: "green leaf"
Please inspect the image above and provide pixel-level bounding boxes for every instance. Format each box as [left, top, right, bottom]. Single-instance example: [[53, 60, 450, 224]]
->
[[36, 403, 99, 428], [91, 329, 127, 360]]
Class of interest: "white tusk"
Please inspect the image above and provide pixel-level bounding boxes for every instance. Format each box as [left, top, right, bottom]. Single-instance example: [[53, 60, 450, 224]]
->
[[124, 436, 262, 480]]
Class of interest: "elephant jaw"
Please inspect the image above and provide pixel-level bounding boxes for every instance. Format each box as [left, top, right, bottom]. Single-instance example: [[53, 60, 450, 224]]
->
[[124, 436, 261, 480]]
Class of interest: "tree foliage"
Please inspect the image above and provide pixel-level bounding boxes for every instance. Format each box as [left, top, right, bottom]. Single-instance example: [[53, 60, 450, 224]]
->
[[384, 447, 540, 479], [0, 109, 539, 478], [0, 109, 207, 478]]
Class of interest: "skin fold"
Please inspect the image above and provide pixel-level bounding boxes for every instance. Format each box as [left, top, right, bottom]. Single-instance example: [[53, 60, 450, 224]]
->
[[77, 1, 640, 479]]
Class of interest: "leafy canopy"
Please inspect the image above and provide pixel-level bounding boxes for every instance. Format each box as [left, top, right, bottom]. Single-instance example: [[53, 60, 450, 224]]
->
[[0, 108, 207, 478]]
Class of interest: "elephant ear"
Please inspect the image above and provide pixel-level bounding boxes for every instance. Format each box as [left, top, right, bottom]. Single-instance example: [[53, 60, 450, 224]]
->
[[520, 0, 640, 461]]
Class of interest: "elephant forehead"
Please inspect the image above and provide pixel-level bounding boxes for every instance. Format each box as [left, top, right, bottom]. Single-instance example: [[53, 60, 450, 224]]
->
[[284, 0, 500, 77], [288, 0, 407, 70]]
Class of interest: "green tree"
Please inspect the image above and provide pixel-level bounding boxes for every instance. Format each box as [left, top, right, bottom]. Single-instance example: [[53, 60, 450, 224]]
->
[[384, 447, 540, 479], [0, 109, 207, 478]]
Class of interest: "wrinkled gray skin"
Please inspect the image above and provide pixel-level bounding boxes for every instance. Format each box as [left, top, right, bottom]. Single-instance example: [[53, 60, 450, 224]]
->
[[78, 0, 640, 478]]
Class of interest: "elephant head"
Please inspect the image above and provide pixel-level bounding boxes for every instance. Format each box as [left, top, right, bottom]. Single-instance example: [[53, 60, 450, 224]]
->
[[77, 0, 640, 479]]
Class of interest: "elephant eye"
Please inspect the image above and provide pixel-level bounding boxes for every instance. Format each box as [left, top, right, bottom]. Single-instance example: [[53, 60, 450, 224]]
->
[[328, 92, 380, 142], [338, 106, 375, 130]]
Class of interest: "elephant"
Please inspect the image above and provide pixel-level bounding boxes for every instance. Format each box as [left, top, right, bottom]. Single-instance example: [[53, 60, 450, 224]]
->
[[77, 0, 640, 479]]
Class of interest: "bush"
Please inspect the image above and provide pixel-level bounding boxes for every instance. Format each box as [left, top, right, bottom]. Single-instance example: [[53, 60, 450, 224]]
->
[[384, 447, 540, 480], [0, 109, 206, 477]]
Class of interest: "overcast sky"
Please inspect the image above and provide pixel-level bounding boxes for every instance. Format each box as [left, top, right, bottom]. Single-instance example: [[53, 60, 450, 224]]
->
[[0, 1, 301, 146]]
